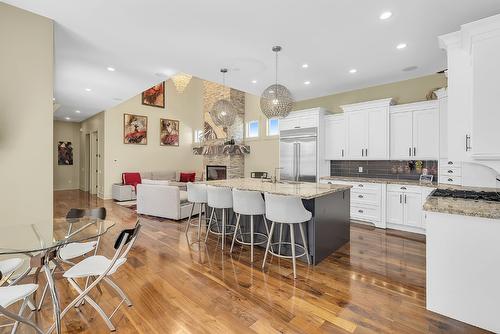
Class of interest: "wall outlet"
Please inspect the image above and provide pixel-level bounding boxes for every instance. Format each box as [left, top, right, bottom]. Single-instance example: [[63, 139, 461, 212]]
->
[[358, 166, 363, 173]]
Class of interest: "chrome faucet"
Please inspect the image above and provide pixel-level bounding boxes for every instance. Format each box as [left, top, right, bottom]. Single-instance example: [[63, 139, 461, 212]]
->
[[271, 167, 283, 183]]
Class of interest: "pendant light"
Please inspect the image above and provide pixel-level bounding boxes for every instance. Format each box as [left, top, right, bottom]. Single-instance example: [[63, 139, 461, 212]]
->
[[260, 46, 294, 119], [210, 68, 236, 127]]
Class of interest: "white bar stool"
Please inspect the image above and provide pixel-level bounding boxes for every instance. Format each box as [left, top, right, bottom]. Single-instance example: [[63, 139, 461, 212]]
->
[[185, 183, 208, 242], [230, 189, 270, 262], [205, 185, 234, 250], [262, 193, 312, 279]]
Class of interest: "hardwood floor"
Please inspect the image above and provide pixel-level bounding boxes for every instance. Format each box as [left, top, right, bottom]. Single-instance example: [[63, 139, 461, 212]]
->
[[3, 190, 489, 333]]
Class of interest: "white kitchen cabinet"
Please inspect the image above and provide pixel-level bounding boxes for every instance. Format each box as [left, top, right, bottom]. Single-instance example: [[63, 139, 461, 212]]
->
[[346, 110, 367, 159], [386, 184, 434, 234], [389, 111, 413, 159], [439, 15, 500, 164], [390, 101, 439, 160], [341, 98, 393, 160], [404, 192, 423, 228], [386, 191, 404, 224], [324, 114, 346, 160]]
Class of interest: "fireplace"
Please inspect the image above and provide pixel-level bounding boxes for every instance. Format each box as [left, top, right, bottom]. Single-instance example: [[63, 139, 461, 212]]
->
[[206, 165, 227, 181]]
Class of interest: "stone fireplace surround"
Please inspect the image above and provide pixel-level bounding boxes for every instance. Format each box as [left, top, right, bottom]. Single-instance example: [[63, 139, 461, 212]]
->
[[199, 81, 246, 179]]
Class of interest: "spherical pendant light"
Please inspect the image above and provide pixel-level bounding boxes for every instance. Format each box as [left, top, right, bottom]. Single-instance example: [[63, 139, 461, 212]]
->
[[260, 46, 294, 119], [210, 68, 236, 127]]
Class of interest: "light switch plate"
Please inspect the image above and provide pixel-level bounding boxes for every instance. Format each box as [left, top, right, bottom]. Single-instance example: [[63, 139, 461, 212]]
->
[[358, 167, 363, 173]]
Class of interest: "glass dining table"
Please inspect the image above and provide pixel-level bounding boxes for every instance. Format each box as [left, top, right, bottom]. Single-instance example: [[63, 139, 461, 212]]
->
[[0, 217, 114, 334]]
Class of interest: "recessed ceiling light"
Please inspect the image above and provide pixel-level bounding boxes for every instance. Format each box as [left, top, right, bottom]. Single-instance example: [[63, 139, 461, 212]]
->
[[379, 11, 392, 20], [75, 110, 81, 113], [52, 97, 55, 101], [349, 69, 357, 74], [65, 117, 71, 120], [106, 67, 116, 72], [85, 88, 92, 92], [113, 97, 123, 101], [396, 43, 407, 50], [304, 81, 311, 85], [251, 80, 257, 84], [402, 65, 418, 72], [302, 63, 309, 68]]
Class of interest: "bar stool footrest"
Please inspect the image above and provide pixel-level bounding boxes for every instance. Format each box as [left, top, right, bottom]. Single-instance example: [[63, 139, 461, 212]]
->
[[268, 242, 307, 259], [234, 232, 268, 246]]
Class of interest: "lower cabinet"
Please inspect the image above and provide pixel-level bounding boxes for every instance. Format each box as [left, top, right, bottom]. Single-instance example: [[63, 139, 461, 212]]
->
[[321, 180, 434, 234], [387, 187, 425, 232]]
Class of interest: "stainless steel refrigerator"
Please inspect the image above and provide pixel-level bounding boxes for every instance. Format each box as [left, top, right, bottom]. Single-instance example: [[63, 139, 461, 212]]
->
[[279, 127, 317, 182]]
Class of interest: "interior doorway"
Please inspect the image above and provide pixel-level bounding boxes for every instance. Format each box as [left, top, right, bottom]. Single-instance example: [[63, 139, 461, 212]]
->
[[89, 131, 99, 195]]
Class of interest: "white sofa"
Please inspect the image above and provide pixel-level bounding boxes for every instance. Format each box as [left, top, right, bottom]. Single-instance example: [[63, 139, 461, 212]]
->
[[136, 180, 201, 220], [112, 170, 204, 201]]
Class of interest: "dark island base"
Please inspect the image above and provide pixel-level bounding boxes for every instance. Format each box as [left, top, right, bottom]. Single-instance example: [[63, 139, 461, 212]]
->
[[208, 189, 350, 265]]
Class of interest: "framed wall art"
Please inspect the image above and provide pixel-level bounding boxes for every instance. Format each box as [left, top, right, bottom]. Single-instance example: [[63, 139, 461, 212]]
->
[[124, 114, 148, 145], [160, 118, 179, 146], [141, 81, 165, 108]]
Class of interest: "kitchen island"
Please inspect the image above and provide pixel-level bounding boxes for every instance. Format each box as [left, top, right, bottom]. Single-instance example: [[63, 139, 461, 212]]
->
[[204, 178, 352, 264]]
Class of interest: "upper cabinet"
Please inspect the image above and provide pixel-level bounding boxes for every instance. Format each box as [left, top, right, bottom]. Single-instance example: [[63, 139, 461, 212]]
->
[[439, 14, 500, 162], [341, 98, 393, 160], [324, 114, 346, 160], [390, 101, 439, 160]]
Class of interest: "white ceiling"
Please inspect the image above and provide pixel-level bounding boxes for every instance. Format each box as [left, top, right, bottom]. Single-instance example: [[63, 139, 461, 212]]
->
[[5, 0, 500, 122]]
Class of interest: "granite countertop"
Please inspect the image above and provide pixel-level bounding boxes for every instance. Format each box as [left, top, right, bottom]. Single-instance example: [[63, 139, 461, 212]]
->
[[423, 196, 500, 220], [320, 176, 438, 188], [203, 178, 351, 199]]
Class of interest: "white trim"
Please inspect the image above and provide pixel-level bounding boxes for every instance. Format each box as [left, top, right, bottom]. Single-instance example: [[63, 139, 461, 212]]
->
[[434, 87, 448, 99], [340, 98, 394, 112], [390, 100, 438, 113]]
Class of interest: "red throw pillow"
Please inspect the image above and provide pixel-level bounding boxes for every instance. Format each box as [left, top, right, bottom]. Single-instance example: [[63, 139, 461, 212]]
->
[[180, 172, 196, 183], [122, 172, 142, 190]]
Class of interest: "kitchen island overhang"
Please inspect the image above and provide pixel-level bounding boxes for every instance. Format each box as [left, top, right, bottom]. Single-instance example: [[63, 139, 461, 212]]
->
[[202, 178, 352, 265]]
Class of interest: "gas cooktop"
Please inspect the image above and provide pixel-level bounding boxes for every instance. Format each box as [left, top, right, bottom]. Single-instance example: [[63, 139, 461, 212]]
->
[[432, 188, 500, 202]]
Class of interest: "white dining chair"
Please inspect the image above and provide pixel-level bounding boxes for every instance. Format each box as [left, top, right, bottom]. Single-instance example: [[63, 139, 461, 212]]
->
[[50, 221, 142, 332], [37, 207, 106, 310], [0, 263, 42, 334], [262, 193, 312, 279], [0, 258, 24, 286]]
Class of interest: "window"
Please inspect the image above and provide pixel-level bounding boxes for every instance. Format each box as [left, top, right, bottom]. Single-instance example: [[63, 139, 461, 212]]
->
[[267, 118, 279, 136], [246, 120, 259, 138], [194, 129, 203, 143]]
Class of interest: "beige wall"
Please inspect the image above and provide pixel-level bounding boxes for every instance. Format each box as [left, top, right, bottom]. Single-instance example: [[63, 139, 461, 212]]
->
[[79, 112, 105, 195], [54, 121, 80, 190], [0, 3, 53, 235], [102, 78, 204, 198], [243, 93, 280, 178], [294, 74, 447, 113], [245, 74, 447, 175]]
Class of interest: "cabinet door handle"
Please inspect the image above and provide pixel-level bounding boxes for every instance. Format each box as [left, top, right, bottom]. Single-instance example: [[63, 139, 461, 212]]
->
[[448, 178, 453, 182], [358, 194, 364, 198], [358, 184, 364, 187], [361, 149, 364, 157], [413, 147, 416, 156], [404, 194, 407, 204], [409, 147, 412, 156], [341, 149, 344, 157], [358, 209, 364, 213], [400, 194, 402, 203], [400, 186, 407, 190], [448, 170, 453, 173], [365, 148, 368, 156], [448, 161, 453, 165], [465, 134, 471, 151]]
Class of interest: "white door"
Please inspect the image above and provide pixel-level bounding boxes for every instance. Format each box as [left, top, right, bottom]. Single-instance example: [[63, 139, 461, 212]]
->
[[324, 116, 345, 160], [367, 108, 388, 159], [403, 192, 423, 228], [386, 191, 404, 225], [347, 110, 367, 159], [413, 108, 439, 159], [390, 111, 413, 159]]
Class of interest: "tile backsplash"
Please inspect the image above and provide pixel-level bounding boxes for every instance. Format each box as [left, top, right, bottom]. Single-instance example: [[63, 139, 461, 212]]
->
[[330, 160, 438, 181]]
